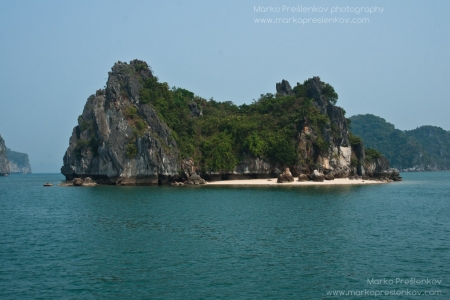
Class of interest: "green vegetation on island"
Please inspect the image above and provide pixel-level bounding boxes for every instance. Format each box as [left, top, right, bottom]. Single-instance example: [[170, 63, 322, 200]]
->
[[137, 73, 344, 172], [62, 60, 400, 184]]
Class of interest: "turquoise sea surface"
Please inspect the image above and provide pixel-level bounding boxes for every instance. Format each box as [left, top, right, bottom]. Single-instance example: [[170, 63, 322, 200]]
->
[[0, 172, 449, 299]]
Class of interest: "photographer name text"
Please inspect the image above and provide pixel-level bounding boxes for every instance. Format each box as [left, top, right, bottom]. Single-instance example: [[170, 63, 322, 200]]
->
[[367, 278, 442, 285]]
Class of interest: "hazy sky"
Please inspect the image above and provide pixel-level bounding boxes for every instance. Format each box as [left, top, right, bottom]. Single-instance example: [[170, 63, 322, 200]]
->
[[1, 0, 449, 173]]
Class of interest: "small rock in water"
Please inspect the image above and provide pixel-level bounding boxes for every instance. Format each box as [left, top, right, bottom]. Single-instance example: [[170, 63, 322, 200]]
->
[[82, 177, 97, 186], [43, 182, 53, 187], [73, 178, 84, 186]]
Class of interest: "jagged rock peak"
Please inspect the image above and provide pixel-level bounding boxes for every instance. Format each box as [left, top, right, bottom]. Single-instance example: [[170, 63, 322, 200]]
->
[[276, 79, 294, 97], [106, 59, 154, 106], [61, 59, 180, 185], [304, 76, 322, 98], [111, 59, 153, 77]]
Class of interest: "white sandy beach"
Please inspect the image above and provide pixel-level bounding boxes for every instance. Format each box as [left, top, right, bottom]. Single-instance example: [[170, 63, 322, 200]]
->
[[207, 178, 383, 186]]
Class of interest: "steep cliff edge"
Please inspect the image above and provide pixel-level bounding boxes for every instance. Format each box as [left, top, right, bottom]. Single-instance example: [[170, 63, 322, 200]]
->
[[6, 148, 32, 173], [61, 60, 179, 185], [0, 135, 10, 175], [62, 60, 398, 185]]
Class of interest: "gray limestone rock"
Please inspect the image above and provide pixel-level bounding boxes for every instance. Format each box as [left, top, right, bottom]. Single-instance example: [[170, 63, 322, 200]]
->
[[61, 60, 179, 185], [186, 173, 206, 185], [6, 148, 31, 173], [324, 173, 335, 181], [277, 168, 294, 183], [0, 135, 11, 176], [82, 177, 97, 186], [364, 156, 401, 181], [295, 76, 356, 179], [277, 173, 292, 183], [272, 168, 282, 178], [276, 79, 294, 97], [298, 174, 309, 181], [73, 178, 84, 186], [188, 102, 202, 117], [311, 170, 325, 182]]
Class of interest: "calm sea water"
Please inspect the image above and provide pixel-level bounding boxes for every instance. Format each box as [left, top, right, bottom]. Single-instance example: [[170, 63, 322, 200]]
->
[[0, 173, 449, 299]]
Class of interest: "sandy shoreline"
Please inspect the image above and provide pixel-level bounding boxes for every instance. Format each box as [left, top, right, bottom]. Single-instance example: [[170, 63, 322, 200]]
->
[[58, 178, 386, 187], [207, 178, 383, 186]]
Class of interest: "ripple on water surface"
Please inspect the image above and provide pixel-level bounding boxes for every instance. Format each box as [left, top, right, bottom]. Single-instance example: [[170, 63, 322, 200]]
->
[[0, 173, 449, 299]]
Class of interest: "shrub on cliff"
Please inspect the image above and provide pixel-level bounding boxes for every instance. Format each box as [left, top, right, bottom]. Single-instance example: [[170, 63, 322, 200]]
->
[[125, 106, 138, 118], [349, 134, 362, 146], [321, 83, 338, 105], [365, 148, 382, 160], [126, 143, 138, 158], [74, 137, 98, 158]]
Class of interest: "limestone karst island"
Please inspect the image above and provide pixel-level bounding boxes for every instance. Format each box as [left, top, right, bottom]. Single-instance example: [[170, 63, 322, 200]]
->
[[0, 134, 31, 176], [60, 60, 401, 186]]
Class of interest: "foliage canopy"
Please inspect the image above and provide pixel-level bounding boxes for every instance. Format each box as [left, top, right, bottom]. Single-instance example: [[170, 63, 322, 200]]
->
[[134, 74, 348, 172]]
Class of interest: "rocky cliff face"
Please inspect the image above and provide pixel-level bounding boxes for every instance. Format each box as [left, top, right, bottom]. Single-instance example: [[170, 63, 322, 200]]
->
[[231, 77, 375, 179], [295, 77, 353, 178], [6, 148, 32, 173], [0, 135, 10, 175], [364, 156, 401, 181], [61, 60, 179, 185]]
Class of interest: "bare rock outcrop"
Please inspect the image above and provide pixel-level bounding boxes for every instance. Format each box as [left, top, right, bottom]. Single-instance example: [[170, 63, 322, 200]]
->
[[6, 148, 32, 174], [73, 178, 84, 186], [61, 60, 179, 185], [188, 102, 202, 117], [0, 135, 11, 176], [277, 168, 294, 183], [184, 173, 206, 185], [298, 174, 309, 181], [276, 79, 294, 97], [82, 177, 98, 186], [311, 170, 325, 182], [364, 156, 402, 181], [324, 173, 335, 180]]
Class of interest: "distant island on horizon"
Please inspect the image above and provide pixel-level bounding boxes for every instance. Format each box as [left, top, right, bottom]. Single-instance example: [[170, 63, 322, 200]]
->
[[350, 114, 450, 172], [0, 134, 32, 175]]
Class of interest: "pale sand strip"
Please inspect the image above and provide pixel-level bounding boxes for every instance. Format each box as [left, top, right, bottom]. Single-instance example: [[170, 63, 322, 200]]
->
[[207, 178, 382, 186]]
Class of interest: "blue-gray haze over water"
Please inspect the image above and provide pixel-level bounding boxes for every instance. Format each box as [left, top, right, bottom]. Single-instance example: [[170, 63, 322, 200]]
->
[[1, 173, 449, 299]]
